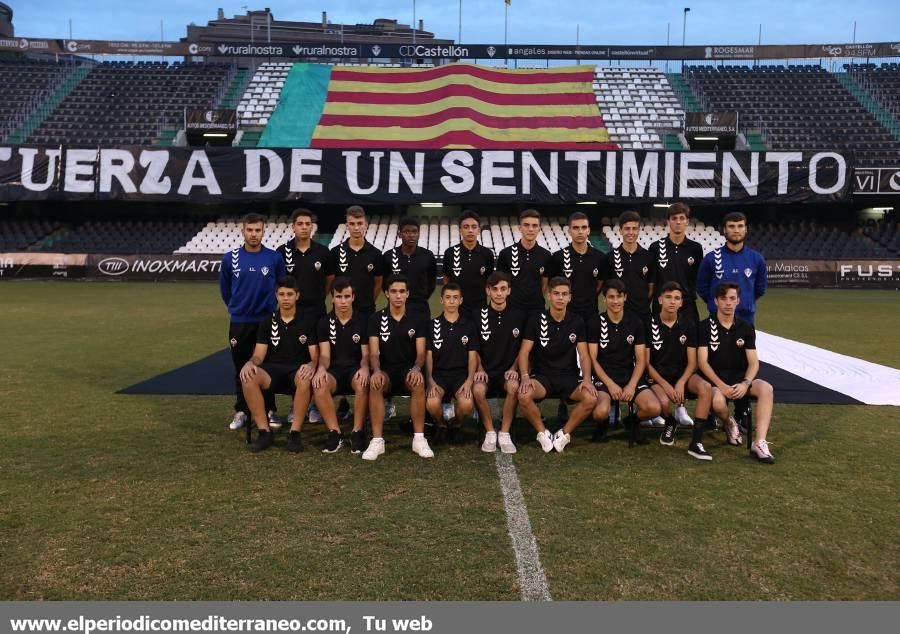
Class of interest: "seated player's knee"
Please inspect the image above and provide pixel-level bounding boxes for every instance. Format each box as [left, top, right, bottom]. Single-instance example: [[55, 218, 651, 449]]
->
[[592, 401, 609, 419], [696, 379, 712, 397], [472, 383, 487, 399], [505, 381, 519, 396], [456, 399, 474, 416], [754, 380, 774, 399], [643, 397, 662, 418]]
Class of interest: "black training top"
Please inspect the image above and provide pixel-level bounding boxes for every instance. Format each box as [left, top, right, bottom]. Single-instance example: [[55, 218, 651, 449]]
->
[[368, 308, 426, 371], [699, 316, 756, 385], [442, 242, 495, 310], [428, 314, 479, 374], [277, 239, 330, 317], [477, 305, 527, 376], [317, 310, 367, 371], [588, 311, 646, 386], [382, 245, 437, 308], [607, 244, 654, 317], [326, 240, 384, 314], [547, 243, 608, 315], [496, 241, 552, 312], [256, 310, 318, 366], [647, 315, 697, 380], [524, 309, 586, 376], [648, 236, 704, 301]]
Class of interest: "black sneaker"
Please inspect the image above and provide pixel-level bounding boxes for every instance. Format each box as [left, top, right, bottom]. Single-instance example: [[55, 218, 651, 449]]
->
[[688, 442, 712, 461], [322, 430, 344, 453], [660, 422, 677, 446], [350, 430, 365, 454], [249, 429, 273, 452], [287, 431, 304, 453], [592, 420, 609, 443]]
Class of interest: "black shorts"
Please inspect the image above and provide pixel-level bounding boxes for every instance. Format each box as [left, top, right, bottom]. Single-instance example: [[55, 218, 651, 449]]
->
[[259, 363, 300, 394], [594, 378, 651, 401], [383, 366, 414, 397], [433, 370, 468, 402], [532, 373, 581, 401], [482, 372, 513, 398], [649, 372, 700, 399], [327, 366, 359, 394]]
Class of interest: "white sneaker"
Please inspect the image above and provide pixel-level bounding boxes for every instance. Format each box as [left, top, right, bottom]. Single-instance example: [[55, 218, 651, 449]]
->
[[750, 439, 775, 464], [674, 405, 694, 427], [552, 429, 571, 453], [287, 411, 294, 424], [442, 402, 455, 422], [498, 432, 517, 454], [536, 430, 554, 453], [640, 418, 654, 428], [481, 431, 497, 453], [228, 411, 247, 430], [307, 405, 323, 423], [412, 435, 434, 458], [650, 415, 666, 428], [385, 398, 397, 419], [267, 410, 283, 430], [726, 416, 743, 446], [362, 438, 385, 461]]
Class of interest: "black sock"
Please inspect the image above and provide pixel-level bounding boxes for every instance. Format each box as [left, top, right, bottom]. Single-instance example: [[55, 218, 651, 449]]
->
[[692, 417, 707, 445]]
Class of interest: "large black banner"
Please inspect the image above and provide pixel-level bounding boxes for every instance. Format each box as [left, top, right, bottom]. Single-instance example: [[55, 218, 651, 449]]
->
[[2, 37, 900, 59], [0, 146, 851, 205]]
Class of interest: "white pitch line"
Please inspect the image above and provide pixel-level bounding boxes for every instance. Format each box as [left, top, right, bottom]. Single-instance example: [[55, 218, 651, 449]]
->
[[494, 452, 553, 601]]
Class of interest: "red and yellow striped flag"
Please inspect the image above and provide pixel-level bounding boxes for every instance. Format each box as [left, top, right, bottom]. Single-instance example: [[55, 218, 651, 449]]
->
[[310, 63, 617, 150]]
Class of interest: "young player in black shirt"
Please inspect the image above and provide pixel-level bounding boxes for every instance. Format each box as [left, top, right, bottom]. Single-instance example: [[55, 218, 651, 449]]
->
[[496, 209, 552, 312], [548, 212, 606, 322], [278, 208, 330, 320], [365, 276, 432, 461], [645, 281, 714, 461], [240, 277, 319, 453], [517, 277, 598, 453], [425, 283, 479, 442], [382, 217, 437, 320], [472, 272, 526, 454], [649, 202, 704, 325], [587, 279, 661, 447], [312, 277, 369, 454], [607, 211, 654, 321], [326, 206, 384, 317], [698, 282, 776, 464], [443, 210, 495, 321]]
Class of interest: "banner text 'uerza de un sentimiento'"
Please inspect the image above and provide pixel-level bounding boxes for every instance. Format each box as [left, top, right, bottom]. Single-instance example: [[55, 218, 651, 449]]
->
[[0, 147, 850, 205]]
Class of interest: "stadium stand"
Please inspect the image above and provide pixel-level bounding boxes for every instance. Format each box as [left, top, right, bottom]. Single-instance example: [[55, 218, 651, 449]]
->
[[593, 67, 684, 149], [745, 220, 895, 259], [34, 219, 206, 255], [0, 59, 74, 141], [683, 65, 900, 166], [237, 62, 292, 127], [176, 217, 305, 254], [0, 219, 60, 251], [843, 63, 900, 138], [602, 218, 725, 253], [26, 61, 234, 146]]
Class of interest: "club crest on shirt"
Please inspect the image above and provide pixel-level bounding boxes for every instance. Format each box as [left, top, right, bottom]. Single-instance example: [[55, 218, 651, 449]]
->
[[352, 333, 361, 344], [461, 335, 469, 345], [679, 334, 687, 345], [314, 261, 322, 271], [642, 266, 649, 276], [626, 334, 635, 345], [744, 268, 753, 278], [480, 266, 486, 274], [569, 333, 577, 343], [593, 268, 599, 277], [299, 335, 307, 344], [229, 338, 237, 348], [539, 266, 545, 275], [512, 328, 520, 338], [736, 338, 745, 348], [367, 263, 374, 272], [261, 266, 270, 276], [687, 257, 695, 265], [408, 329, 416, 338]]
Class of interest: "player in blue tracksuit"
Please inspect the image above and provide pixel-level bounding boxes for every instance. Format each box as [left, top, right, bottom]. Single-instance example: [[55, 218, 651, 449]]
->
[[219, 213, 287, 430], [696, 212, 767, 324]]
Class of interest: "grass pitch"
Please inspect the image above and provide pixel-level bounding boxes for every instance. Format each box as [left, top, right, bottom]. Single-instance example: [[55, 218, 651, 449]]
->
[[0, 282, 897, 600]]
